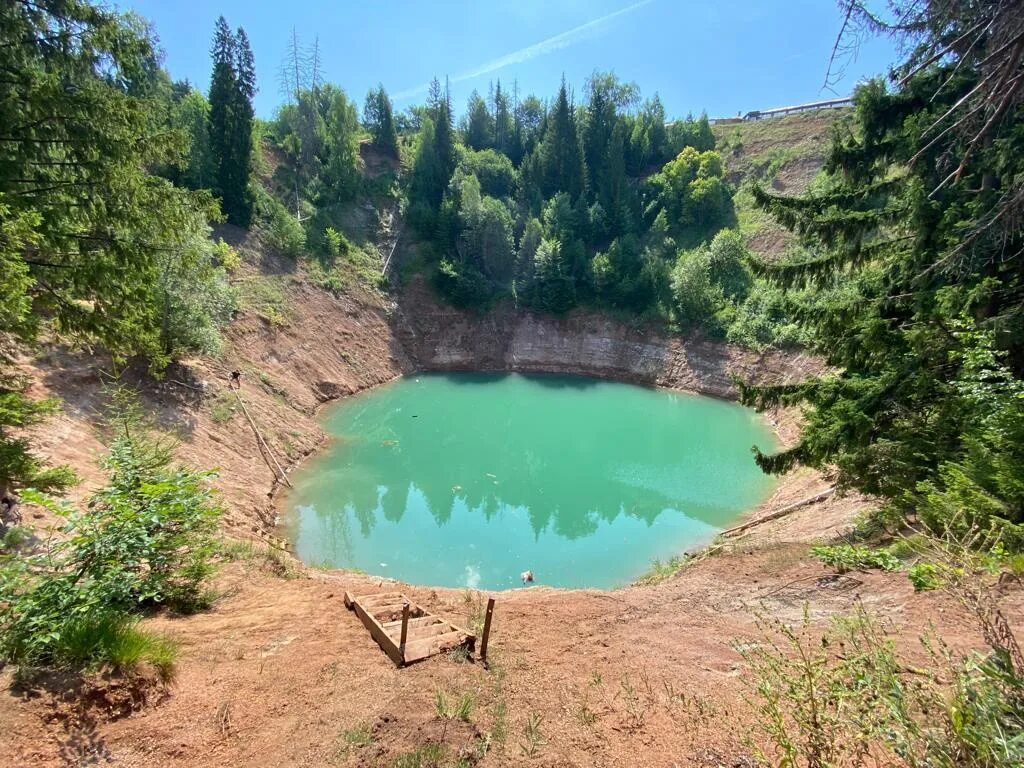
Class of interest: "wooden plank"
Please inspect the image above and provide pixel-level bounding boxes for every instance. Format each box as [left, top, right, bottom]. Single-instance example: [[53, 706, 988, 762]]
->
[[402, 631, 471, 663], [373, 604, 425, 623], [357, 592, 405, 607], [350, 597, 403, 666], [479, 598, 495, 662], [398, 602, 410, 658], [382, 616, 443, 631], [390, 622, 452, 642]]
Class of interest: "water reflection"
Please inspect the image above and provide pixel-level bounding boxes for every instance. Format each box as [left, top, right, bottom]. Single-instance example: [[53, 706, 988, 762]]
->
[[285, 373, 777, 589]]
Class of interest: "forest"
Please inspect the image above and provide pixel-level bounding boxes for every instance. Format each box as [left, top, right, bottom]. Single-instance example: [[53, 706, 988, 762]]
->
[[0, 1, 1022, 764]]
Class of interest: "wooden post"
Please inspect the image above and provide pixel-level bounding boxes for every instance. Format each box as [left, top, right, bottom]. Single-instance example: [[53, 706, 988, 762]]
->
[[479, 597, 495, 662], [399, 602, 410, 662]]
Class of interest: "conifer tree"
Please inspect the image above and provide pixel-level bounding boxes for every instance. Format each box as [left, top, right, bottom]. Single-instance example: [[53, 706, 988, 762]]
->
[[538, 79, 586, 199], [363, 85, 398, 155], [208, 16, 235, 205], [207, 18, 254, 225], [493, 80, 513, 157], [744, 41, 1024, 528], [0, 0, 222, 503], [462, 90, 494, 150]]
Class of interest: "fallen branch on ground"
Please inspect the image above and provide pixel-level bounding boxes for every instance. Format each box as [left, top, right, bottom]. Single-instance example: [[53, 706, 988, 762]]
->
[[721, 487, 836, 538]]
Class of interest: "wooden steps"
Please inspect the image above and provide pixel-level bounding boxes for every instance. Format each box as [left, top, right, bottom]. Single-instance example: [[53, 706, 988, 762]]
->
[[344, 591, 475, 666]]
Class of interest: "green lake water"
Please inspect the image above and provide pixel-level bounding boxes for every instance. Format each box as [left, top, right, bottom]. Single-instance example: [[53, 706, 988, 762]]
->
[[283, 372, 779, 590]]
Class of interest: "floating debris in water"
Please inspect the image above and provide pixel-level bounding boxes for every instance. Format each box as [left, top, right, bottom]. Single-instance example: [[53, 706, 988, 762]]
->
[[379, 562, 388, 568], [452, 485, 463, 492], [382, 439, 399, 447]]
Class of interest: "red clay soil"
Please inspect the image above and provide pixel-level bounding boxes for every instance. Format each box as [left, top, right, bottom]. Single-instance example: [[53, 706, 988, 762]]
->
[[3, 229, 1021, 767]]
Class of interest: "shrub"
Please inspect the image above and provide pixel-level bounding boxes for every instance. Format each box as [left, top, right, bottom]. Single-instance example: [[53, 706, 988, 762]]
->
[[741, 538, 1024, 768], [671, 248, 722, 328], [254, 186, 306, 257], [323, 226, 352, 257], [0, 389, 221, 672], [907, 562, 942, 592], [810, 544, 900, 574]]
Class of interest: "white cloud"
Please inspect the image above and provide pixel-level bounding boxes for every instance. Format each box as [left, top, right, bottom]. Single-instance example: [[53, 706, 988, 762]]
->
[[394, 0, 655, 101]]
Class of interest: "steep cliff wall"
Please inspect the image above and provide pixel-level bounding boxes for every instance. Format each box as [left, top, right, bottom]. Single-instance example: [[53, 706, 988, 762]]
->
[[393, 279, 816, 399]]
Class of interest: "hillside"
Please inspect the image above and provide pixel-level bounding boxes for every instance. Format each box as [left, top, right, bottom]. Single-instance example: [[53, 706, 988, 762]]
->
[[713, 109, 850, 259]]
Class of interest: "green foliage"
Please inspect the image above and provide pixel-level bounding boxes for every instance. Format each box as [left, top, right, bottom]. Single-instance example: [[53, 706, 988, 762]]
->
[[635, 555, 689, 585], [457, 148, 516, 199], [671, 248, 721, 329], [323, 227, 351, 257], [740, 595, 1024, 768], [434, 689, 474, 722], [725, 282, 807, 350], [209, 391, 238, 424], [0, 389, 221, 671], [167, 88, 216, 190], [275, 84, 362, 209], [810, 544, 901, 574], [647, 147, 732, 239], [155, 227, 237, 361], [208, 17, 256, 225], [531, 239, 576, 314], [254, 185, 306, 257], [742, 46, 1024, 531], [363, 84, 398, 155], [403, 71, 737, 317], [0, 1, 237, 498], [237, 273, 290, 326], [907, 562, 942, 592], [55, 613, 178, 680], [461, 90, 494, 151], [536, 79, 586, 199]]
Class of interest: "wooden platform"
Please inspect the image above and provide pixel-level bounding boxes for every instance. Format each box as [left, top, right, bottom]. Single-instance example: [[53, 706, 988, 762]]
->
[[344, 591, 476, 666]]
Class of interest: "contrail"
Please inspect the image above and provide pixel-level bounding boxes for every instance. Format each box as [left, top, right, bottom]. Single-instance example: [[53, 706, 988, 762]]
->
[[393, 0, 655, 101]]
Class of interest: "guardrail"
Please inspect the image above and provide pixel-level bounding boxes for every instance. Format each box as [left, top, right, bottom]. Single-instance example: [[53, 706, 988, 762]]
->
[[707, 97, 853, 124]]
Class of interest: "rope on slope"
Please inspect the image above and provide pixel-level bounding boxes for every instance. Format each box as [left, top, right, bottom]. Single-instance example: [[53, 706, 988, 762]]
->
[[230, 386, 293, 489]]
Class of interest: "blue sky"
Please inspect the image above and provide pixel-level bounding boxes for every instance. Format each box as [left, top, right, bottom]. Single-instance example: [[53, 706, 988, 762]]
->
[[121, 0, 898, 120]]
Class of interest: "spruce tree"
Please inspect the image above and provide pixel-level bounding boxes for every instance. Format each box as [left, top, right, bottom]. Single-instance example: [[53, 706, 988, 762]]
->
[[462, 90, 494, 150], [207, 19, 254, 226], [208, 17, 235, 208], [493, 80, 513, 157], [744, 62, 1024, 526], [430, 79, 457, 189], [228, 26, 255, 225], [363, 85, 398, 155], [539, 79, 586, 199]]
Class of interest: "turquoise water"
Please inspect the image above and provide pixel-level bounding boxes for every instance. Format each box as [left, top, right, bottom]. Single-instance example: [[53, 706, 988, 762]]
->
[[284, 372, 778, 590]]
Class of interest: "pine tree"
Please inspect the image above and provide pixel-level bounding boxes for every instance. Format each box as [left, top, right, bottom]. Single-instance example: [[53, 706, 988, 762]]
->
[[462, 90, 493, 150], [538, 79, 586, 199], [744, 66, 1024, 523], [207, 19, 254, 226], [208, 16, 235, 206], [363, 85, 398, 155]]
